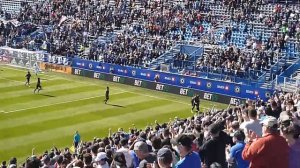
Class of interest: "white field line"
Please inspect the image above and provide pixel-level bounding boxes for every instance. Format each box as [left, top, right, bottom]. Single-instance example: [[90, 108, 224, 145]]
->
[[1, 91, 127, 114], [1, 66, 214, 110]]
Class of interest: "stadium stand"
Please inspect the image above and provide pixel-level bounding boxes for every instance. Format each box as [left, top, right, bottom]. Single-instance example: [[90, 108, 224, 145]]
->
[[1, 0, 300, 167]]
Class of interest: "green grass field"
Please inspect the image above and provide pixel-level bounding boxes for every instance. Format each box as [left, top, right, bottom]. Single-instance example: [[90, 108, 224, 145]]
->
[[0, 65, 227, 162]]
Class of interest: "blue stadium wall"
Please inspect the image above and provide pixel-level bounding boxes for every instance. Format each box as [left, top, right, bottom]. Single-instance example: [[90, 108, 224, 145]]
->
[[71, 58, 274, 104]]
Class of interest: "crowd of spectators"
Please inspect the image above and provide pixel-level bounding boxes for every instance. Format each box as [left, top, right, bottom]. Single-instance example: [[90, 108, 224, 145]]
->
[[1, 0, 299, 76], [89, 33, 174, 67], [3, 90, 300, 168], [1, 0, 150, 56], [195, 45, 278, 79]]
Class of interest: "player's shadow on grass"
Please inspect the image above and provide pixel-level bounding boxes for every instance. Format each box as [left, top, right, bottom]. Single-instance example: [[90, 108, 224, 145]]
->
[[106, 103, 125, 108], [39, 94, 56, 97]]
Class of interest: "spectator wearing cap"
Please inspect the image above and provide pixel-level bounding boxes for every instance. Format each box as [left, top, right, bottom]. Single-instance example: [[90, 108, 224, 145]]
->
[[199, 123, 232, 168], [110, 152, 127, 168], [116, 138, 134, 168], [171, 134, 201, 168], [228, 130, 249, 168], [133, 141, 156, 168], [280, 119, 300, 168], [94, 152, 109, 168], [243, 109, 262, 137], [242, 116, 289, 168], [156, 148, 173, 168]]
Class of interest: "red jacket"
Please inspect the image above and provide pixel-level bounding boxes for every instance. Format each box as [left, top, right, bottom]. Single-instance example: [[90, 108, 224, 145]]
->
[[242, 133, 289, 168]]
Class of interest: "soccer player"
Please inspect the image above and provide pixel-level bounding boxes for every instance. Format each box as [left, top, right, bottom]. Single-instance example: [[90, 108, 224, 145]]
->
[[191, 94, 200, 113], [25, 71, 31, 87], [104, 86, 109, 104], [34, 78, 42, 94]]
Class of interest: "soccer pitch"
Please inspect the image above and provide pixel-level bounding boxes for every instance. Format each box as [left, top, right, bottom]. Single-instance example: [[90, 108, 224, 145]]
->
[[0, 66, 227, 162]]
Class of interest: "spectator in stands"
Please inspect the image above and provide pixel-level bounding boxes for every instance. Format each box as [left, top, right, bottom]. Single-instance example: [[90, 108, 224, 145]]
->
[[94, 152, 109, 168], [156, 148, 173, 168], [239, 109, 249, 130], [242, 116, 289, 168], [265, 99, 282, 119], [1, 161, 6, 168], [8, 158, 17, 168], [243, 109, 263, 137], [133, 141, 156, 168], [228, 130, 250, 168], [116, 138, 134, 168], [280, 117, 300, 168], [171, 134, 201, 168], [83, 153, 93, 168], [41, 155, 50, 168], [110, 152, 127, 168], [199, 123, 231, 168], [151, 136, 162, 155], [25, 157, 40, 168]]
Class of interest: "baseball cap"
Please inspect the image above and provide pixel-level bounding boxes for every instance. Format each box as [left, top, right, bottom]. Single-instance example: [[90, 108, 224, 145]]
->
[[170, 134, 193, 148], [157, 148, 173, 162], [260, 116, 278, 127], [134, 141, 148, 153], [279, 111, 291, 123], [95, 152, 107, 162]]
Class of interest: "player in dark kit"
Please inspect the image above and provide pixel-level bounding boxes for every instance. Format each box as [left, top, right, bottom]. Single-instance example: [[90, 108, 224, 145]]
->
[[191, 94, 200, 113], [104, 86, 109, 104], [25, 71, 31, 87], [34, 78, 42, 94]]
